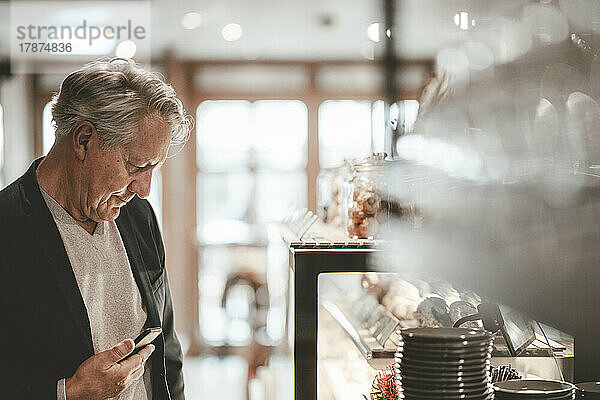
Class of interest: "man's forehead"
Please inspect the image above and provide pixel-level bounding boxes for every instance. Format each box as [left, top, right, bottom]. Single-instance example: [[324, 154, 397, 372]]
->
[[125, 114, 171, 163]]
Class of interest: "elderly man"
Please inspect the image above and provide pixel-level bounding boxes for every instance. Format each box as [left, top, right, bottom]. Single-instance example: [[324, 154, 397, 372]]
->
[[0, 58, 191, 399]]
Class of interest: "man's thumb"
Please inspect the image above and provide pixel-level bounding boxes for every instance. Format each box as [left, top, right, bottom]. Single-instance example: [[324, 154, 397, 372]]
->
[[106, 339, 135, 363]]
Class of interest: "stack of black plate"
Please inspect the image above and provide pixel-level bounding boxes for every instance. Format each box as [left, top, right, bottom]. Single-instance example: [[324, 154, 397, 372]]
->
[[494, 379, 575, 399], [395, 327, 494, 400], [576, 382, 600, 399]]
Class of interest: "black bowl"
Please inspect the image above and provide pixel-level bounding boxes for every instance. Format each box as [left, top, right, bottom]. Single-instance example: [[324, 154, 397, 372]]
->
[[397, 354, 491, 368], [398, 347, 492, 361], [398, 367, 490, 381], [494, 379, 575, 398], [400, 328, 492, 343]]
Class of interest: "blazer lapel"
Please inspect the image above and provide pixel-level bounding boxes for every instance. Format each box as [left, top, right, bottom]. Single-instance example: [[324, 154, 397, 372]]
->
[[116, 206, 161, 328], [21, 159, 94, 356]]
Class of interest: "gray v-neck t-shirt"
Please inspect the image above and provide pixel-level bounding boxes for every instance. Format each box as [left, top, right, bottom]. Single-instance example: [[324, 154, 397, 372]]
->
[[41, 189, 152, 400]]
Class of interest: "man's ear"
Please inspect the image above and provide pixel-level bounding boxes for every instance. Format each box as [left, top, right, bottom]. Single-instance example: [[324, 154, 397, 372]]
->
[[72, 121, 95, 161]]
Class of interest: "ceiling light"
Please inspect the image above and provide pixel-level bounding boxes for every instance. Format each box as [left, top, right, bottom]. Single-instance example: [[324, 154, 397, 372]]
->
[[367, 22, 380, 43], [222, 23, 242, 41], [181, 11, 202, 30], [454, 11, 470, 30], [460, 12, 469, 30], [115, 40, 136, 58]]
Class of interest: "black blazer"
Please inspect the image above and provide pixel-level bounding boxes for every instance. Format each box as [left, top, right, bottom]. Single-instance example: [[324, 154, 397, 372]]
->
[[0, 158, 185, 399]]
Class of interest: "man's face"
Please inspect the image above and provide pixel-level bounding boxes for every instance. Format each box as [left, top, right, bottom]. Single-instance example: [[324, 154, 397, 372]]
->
[[82, 113, 170, 222]]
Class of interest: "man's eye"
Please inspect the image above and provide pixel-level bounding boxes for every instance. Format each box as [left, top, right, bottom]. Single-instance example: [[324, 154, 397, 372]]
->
[[128, 164, 144, 173]]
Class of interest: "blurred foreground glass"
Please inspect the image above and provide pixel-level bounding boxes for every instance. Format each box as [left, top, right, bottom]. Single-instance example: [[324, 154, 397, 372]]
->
[[382, 23, 600, 372]]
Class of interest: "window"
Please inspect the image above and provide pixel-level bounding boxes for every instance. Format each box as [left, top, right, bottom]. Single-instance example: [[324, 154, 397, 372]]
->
[[42, 101, 163, 223], [318, 99, 420, 168], [196, 100, 308, 233], [196, 99, 308, 346], [318, 100, 373, 169]]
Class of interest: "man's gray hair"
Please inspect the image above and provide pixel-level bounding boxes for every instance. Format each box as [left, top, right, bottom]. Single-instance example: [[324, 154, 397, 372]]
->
[[51, 57, 192, 149]]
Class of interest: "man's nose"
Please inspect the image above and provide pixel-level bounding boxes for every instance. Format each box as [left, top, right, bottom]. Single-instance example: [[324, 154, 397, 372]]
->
[[128, 170, 152, 199]]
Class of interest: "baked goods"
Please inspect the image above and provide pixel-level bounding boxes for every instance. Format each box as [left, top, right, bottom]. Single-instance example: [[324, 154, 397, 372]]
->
[[381, 279, 422, 327], [460, 290, 482, 307], [347, 179, 382, 238], [429, 280, 461, 305], [416, 297, 452, 327], [449, 300, 480, 328], [361, 273, 389, 302], [380, 277, 483, 329]]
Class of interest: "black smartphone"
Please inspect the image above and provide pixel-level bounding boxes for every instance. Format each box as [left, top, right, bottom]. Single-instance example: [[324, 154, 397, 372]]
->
[[119, 327, 162, 362]]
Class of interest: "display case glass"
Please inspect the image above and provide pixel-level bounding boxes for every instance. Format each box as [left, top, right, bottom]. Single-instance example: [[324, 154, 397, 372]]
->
[[316, 271, 574, 400]]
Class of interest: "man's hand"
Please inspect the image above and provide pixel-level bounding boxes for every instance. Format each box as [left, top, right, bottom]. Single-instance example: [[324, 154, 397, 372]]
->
[[65, 339, 155, 400]]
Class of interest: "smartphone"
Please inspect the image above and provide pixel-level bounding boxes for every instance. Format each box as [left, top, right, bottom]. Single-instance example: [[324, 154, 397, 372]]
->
[[119, 327, 162, 362]]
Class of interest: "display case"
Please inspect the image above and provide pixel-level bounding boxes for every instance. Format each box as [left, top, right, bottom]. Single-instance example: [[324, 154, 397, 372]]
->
[[317, 272, 574, 400], [280, 213, 574, 400]]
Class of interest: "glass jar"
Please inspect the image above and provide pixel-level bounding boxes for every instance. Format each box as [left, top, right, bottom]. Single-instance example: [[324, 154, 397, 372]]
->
[[345, 153, 391, 239], [317, 164, 352, 226]]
